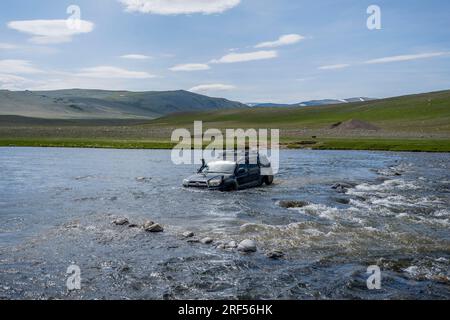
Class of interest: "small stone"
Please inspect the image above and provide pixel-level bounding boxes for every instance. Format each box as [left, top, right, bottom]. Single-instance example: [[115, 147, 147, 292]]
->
[[279, 200, 309, 209], [331, 182, 356, 193], [226, 241, 237, 249], [334, 197, 350, 205], [136, 177, 151, 182], [266, 250, 284, 259], [237, 239, 257, 253], [182, 231, 195, 238], [145, 223, 164, 233], [187, 238, 200, 243], [128, 223, 140, 228], [113, 218, 129, 226], [143, 220, 155, 229], [216, 244, 226, 250], [200, 237, 213, 244]]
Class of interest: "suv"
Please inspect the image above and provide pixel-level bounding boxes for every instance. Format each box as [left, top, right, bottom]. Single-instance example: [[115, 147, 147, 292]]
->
[[183, 152, 274, 191]]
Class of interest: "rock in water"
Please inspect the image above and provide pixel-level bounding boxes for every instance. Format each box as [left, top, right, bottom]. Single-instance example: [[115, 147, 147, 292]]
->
[[226, 241, 237, 249], [237, 239, 257, 253], [266, 250, 284, 259], [143, 220, 155, 229], [200, 237, 213, 244], [331, 182, 356, 193], [113, 218, 129, 226], [278, 200, 309, 209], [182, 231, 195, 238], [145, 223, 164, 233]]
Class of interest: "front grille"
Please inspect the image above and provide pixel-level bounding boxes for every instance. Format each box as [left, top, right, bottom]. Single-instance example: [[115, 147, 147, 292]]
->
[[188, 181, 208, 188]]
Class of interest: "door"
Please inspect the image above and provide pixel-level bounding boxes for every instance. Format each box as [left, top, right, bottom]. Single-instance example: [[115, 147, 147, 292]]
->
[[236, 164, 249, 187]]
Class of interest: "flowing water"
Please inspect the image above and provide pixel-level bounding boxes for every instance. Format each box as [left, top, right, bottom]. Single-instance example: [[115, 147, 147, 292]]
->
[[0, 148, 449, 299]]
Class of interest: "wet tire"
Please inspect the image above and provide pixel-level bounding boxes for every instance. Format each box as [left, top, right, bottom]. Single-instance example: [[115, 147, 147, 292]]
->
[[264, 176, 274, 185]]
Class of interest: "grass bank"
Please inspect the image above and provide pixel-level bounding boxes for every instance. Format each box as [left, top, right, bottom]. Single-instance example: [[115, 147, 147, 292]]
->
[[1, 137, 449, 152]]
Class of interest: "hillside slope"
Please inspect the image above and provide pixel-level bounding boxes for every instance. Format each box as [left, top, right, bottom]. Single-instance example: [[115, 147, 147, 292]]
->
[[0, 89, 247, 119], [151, 90, 450, 133]]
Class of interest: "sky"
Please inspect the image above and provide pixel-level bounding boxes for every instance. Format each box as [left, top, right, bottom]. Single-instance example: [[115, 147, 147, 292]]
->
[[0, 0, 449, 103]]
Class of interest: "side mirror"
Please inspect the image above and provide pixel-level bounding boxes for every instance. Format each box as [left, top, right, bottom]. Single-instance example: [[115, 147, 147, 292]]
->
[[237, 168, 247, 175]]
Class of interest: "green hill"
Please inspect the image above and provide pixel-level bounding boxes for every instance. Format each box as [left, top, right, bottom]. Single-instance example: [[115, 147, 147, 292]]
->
[[1, 89, 449, 152], [151, 90, 450, 134]]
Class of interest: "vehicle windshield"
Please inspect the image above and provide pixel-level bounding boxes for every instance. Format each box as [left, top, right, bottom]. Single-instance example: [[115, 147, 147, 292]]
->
[[202, 162, 236, 174]]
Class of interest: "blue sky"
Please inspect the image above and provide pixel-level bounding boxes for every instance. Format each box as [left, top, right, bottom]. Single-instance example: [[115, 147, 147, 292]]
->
[[0, 0, 449, 103]]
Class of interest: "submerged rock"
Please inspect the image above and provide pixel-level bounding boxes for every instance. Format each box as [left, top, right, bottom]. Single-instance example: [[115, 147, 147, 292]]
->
[[145, 223, 164, 233], [112, 218, 129, 226], [279, 200, 310, 209], [331, 182, 356, 193], [333, 197, 351, 205], [200, 237, 213, 244], [237, 239, 257, 253], [266, 250, 284, 259]]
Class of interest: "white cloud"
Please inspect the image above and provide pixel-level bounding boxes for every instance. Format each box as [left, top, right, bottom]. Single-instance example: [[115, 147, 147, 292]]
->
[[211, 50, 278, 64], [119, 0, 240, 15], [255, 34, 305, 48], [189, 83, 235, 93], [76, 66, 156, 79], [170, 63, 210, 72], [0, 43, 18, 50], [0, 60, 43, 74], [120, 54, 152, 60], [0, 74, 32, 90], [7, 19, 94, 44], [318, 64, 351, 70], [365, 52, 447, 64]]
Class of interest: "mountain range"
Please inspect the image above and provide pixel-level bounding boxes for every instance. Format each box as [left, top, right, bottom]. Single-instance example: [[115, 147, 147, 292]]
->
[[247, 97, 375, 108]]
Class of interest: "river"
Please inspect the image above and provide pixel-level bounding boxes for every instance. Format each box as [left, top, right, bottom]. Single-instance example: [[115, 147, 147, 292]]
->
[[0, 148, 449, 299]]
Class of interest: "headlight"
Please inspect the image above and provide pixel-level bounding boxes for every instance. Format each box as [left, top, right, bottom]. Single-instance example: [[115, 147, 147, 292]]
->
[[208, 177, 223, 187], [183, 179, 190, 186]]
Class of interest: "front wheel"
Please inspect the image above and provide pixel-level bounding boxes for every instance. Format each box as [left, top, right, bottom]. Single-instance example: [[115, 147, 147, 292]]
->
[[264, 175, 274, 185]]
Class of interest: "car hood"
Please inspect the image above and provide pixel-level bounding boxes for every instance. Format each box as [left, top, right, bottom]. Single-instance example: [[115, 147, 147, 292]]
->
[[186, 173, 231, 182]]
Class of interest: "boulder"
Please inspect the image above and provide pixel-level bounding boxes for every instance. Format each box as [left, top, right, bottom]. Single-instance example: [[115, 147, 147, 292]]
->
[[266, 250, 284, 259], [145, 223, 164, 233], [237, 239, 257, 253], [331, 182, 356, 193], [182, 231, 195, 238], [200, 237, 213, 244], [143, 220, 155, 229], [113, 218, 129, 226]]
